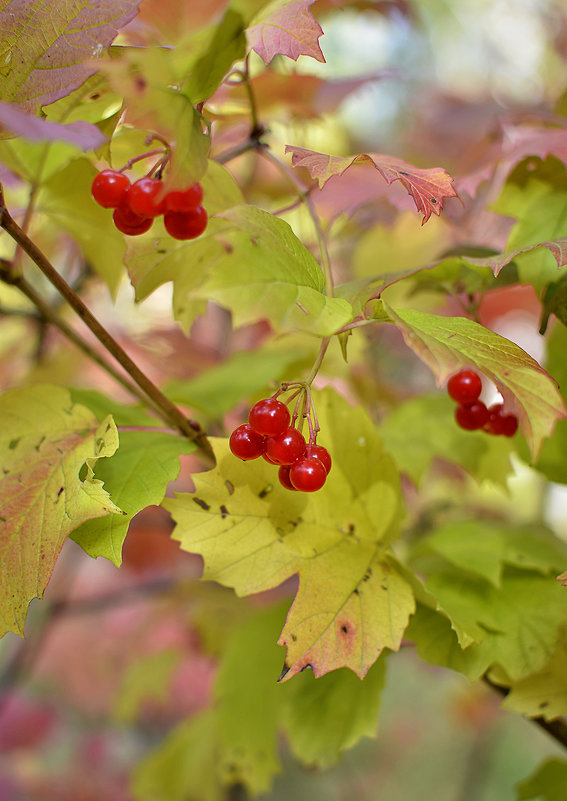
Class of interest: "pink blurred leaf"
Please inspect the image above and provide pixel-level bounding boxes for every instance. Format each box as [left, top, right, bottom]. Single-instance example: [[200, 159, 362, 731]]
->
[[247, 0, 325, 64], [0, 100, 107, 148], [0, 0, 142, 113], [463, 238, 567, 277], [286, 144, 458, 223]]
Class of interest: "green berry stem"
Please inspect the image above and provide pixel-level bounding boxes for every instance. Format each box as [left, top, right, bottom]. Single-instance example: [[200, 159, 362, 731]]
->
[[0, 185, 214, 465]]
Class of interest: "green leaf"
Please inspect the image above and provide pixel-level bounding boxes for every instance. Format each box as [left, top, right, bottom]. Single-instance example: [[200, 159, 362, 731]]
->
[[71, 430, 194, 566], [492, 157, 567, 292], [517, 759, 567, 801], [419, 521, 567, 587], [380, 394, 514, 487], [165, 388, 413, 680], [384, 304, 566, 460], [129, 203, 352, 336], [281, 654, 388, 767], [68, 389, 156, 427], [165, 346, 309, 418], [39, 158, 126, 296], [196, 206, 352, 335], [425, 566, 566, 679], [0, 385, 123, 638], [113, 649, 182, 724], [503, 626, 567, 721], [131, 709, 221, 801], [180, 9, 247, 103], [406, 604, 493, 681], [214, 602, 286, 794]]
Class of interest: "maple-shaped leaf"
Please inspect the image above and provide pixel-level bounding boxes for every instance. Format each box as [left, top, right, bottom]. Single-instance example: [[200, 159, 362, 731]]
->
[[0, 0, 141, 113], [247, 0, 325, 64], [285, 145, 458, 223], [384, 304, 567, 459], [164, 388, 414, 681], [0, 385, 124, 638]]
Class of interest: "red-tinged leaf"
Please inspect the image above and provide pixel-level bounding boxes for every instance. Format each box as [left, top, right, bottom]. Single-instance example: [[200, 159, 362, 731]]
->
[[247, 0, 325, 64], [0, 100, 107, 149], [384, 304, 567, 460], [0, 0, 141, 113], [557, 570, 567, 587], [462, 238, 567, 277], [0, 386, 124, 638], [285, 145, 457, 223]]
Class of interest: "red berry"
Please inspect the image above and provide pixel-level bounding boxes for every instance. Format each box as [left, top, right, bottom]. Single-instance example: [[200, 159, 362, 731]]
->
[[91, 169, 130, 208], [305, 443, 331, 474], [112, 203, 153, 235], [278, 466, 297, 491], [265, 427, 306, 466], [455, 401, 489, 431], [447, 370, 482, 405], [249, 398, 291, 437], [164, 183, 203, 212], [290, 457, 327, 492], [229, 424, 266, 460], [126, 177, 165, 218], [484, 405, 519, 437], [163, 206, 208, 240]]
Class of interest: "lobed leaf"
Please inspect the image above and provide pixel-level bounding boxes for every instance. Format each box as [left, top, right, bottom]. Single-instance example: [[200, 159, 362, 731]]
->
[[247, 0, 325, 64], [285, 145, 458, 223], [517, 759, 567, 801], [0, 0, 141, 113], [165, 388, 413, 680], [71, 430, 195, 566], [384, 304, 567, 460], [0, 385, 124, 638]]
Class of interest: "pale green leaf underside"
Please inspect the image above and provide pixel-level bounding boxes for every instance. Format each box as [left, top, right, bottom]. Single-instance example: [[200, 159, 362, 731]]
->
[[0, 385, 123, 637]]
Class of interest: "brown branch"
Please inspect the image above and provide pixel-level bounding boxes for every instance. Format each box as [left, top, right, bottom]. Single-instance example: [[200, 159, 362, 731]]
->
[[0, 188, 214, 465]]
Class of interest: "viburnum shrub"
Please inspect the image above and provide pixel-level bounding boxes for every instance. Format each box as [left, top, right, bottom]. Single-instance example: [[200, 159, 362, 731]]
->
[[1, 3, 567, 801]]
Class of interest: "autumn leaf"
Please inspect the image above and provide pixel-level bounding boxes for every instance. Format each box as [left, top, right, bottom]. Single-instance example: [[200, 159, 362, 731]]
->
[[0, 385, 124, 638], [384, 304, 567, 459], [164, 389, 414, 681], [0, 100, 107, 149], [247, 0, 325, 64], [0, 0, 141, 113], [285, 145, 458, 223]]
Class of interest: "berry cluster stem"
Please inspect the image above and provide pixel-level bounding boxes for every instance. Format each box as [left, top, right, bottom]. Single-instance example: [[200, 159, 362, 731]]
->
[[0, 186, 214, 465]]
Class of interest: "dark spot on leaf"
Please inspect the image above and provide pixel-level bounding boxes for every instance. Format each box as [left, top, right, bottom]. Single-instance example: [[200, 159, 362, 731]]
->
[[89, 92, 101, 100], [353, 588, 359, 595], [105, 422, 112, 432], [277, 664, 290, 682], [295, 302, 309, 315], [341, 624, 348, 634], [291, 633, 297, 642], [135, 76, 147, 91], [363, 568, 372, 582], [430, 197, 438, 204], [539, 701, 550, 708], [399, 170, 409, 175], [381, 584, 388, 590], [259, 484, 272, 499], [8, 438, 20, 450], [156, 249, 166, 254], [300, 663, 313, 673], [220, 504, 229, 518], [225, 480, 234, 495], [34, 436, 45, 451], [193, 497, 210, 511], [57, 487, 64, 497]]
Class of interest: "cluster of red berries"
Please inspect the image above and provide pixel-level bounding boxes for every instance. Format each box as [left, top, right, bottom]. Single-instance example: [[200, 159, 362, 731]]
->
[[447, 369, 518, 437], [91, 169, 207, 239], [229, 397, 332, 492]]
